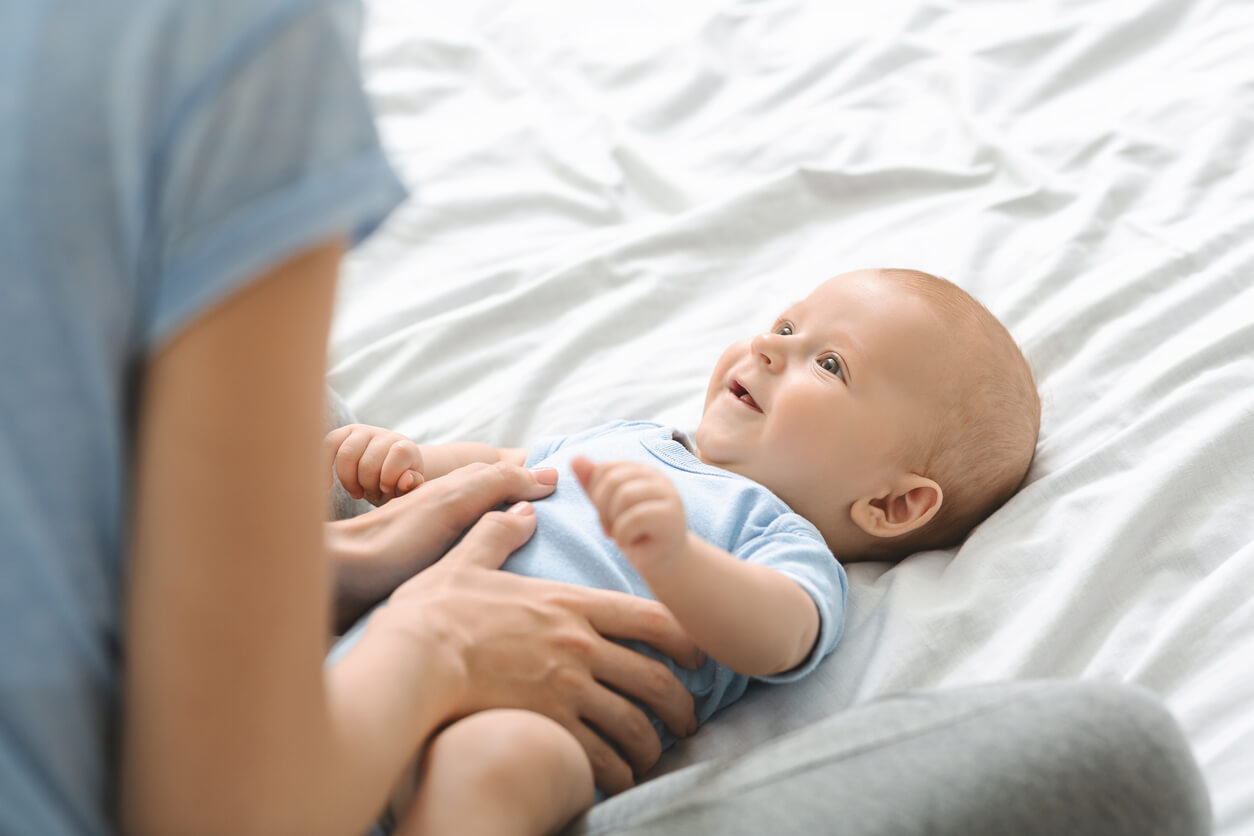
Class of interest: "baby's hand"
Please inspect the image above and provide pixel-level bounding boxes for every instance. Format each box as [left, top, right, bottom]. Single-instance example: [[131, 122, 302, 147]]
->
[[323, 423, 424, 506], [571, 456, 688, 574]]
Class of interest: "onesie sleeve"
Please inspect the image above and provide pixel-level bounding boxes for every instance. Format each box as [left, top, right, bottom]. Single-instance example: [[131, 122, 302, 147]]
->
[[140, 0, 406, 350], [738, 516, 848, 683]]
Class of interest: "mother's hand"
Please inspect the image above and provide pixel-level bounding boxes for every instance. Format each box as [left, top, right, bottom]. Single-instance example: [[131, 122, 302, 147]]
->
[[327, 461, 558, 630], [382, 503, 704, 794]]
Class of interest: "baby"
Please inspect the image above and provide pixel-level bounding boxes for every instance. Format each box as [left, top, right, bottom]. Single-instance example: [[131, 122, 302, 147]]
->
[[327, 268, 1041, 836]]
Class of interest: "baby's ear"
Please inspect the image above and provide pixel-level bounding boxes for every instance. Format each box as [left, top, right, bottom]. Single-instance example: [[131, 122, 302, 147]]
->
[[850, 474, 942, 538]]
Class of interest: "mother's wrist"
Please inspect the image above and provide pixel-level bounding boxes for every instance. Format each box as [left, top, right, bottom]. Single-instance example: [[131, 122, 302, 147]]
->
[[327, 608, 469, 754]]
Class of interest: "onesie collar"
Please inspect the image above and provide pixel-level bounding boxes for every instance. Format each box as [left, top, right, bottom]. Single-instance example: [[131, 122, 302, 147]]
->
[[642, 424, 747, 482]]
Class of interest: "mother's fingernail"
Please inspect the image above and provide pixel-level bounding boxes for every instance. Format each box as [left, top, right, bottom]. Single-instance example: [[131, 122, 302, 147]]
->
[[529, 466, 559, 485], [508, 501, 534, 515]]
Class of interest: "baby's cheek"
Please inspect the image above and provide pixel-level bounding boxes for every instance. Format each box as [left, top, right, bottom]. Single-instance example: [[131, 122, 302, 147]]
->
[[767, 431, 826, 480], [776, 414, 862, 480]]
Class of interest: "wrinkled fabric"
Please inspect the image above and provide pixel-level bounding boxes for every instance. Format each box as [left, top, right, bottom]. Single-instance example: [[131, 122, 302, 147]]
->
[[330, 2, 1254, 832]]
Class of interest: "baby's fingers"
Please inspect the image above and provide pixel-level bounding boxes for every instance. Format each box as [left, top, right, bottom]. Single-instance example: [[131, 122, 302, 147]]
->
[[332, 426, 376, 499], [571, 456, 598, 495], [609, 501, 673, 551], [574, 458, 662, 534], [358, 434, 402, 505], [321, 426, 353, 489], [572, 457, 626, 534], [396, 470, 423, 494], [604, 479, 664, 528], [380, 442, 424, 498]]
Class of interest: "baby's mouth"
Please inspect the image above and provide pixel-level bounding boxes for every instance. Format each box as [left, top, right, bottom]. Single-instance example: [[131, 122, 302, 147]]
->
[[730, 379, 762, 412]]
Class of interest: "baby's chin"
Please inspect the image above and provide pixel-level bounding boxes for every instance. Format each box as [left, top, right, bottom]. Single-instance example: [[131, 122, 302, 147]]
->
[[691, 434, 766, 485]]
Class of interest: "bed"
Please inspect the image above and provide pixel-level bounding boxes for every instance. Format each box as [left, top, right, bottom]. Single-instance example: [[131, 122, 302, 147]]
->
[[328, 0, 1254, 831]]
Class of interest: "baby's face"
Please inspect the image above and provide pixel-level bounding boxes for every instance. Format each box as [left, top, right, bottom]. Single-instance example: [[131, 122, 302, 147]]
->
[[695, 270, 953, 540]]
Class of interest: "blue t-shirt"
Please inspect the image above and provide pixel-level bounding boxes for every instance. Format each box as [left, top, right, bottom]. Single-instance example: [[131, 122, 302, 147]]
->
[[0, 1, 405, 832], [515, 421, 847, 747]]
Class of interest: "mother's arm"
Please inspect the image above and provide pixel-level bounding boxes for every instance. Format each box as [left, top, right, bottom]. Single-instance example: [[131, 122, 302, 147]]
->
[[123, 241, 702, 834], [124, 239, 424, 834]]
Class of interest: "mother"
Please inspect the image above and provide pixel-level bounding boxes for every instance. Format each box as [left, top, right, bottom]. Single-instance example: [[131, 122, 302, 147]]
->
[[0, 2, 1211, 835], [1, 1, 699, 831]]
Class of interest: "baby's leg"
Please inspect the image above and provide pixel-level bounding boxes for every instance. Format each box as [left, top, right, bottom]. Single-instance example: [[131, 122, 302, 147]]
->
[[393, 709, 595, 836]]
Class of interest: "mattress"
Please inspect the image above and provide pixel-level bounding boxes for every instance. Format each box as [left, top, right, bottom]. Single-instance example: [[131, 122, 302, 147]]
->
[[330, 1, 1254, 830]]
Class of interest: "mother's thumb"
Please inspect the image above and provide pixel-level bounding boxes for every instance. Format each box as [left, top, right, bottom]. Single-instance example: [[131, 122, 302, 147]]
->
[[442, 502, 538, 570]]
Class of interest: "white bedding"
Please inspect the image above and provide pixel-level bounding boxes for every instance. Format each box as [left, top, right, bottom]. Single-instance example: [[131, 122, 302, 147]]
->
[[330, 1, 1254, 830]]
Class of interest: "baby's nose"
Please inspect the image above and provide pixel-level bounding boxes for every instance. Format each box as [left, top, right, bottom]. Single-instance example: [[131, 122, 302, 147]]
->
[[750, 333, 782, 368]]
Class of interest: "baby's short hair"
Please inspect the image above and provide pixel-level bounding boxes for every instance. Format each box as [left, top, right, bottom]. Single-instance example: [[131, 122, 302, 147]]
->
[[871, 268, 1041, 560]]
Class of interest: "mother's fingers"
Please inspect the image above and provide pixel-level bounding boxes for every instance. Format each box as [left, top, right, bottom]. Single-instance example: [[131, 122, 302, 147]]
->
[[438, 504, 539, 571], [377, 461, 558, 559], [586, 639, 697, 743], [564, 587, 705, 671], [565, 721, 636, 796], [420, 461, 558, 523]]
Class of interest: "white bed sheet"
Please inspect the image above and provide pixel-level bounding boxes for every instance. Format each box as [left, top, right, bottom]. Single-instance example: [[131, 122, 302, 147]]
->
[[330, 1, 1254, 831]]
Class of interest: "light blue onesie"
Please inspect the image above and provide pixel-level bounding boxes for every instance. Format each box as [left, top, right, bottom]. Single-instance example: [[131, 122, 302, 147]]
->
[[333, 420, 848, 754], [0, 1, 405, 832], [514, 421, 847, 747]]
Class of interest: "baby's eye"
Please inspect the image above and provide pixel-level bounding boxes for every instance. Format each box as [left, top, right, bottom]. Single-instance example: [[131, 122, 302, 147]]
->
[[818, 355, 844, 379], [774, 322, 794, 336]]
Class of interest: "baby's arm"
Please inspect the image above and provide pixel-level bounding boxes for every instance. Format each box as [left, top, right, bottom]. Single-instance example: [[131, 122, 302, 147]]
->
[[324, 423, 527, 506], [572, 457, 819, 677]]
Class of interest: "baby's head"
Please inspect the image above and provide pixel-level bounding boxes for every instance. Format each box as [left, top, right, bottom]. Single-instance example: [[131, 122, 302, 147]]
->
[[694, 268, 1040, 561]]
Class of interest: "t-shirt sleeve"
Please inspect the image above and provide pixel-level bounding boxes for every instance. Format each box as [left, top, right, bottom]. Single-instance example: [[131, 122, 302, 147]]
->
[[141, 0, 406, 350], [737, 516, 848, 684]]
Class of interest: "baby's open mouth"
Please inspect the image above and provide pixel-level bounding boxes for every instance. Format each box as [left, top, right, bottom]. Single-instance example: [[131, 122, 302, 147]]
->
[[730, 379, 762, 412]]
